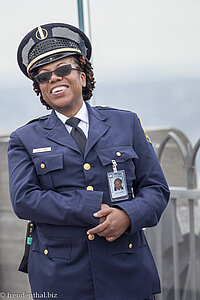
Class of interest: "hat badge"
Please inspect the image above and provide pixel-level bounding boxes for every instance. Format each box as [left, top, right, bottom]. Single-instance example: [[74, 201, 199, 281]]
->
[[36, 26, 48, 40]]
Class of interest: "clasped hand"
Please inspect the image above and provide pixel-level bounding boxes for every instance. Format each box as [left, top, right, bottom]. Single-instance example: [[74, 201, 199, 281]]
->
[[87, 204, 131, 242]]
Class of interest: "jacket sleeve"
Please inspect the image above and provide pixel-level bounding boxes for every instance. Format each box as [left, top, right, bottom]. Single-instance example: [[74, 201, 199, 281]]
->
[[115, 114, 170, 235], [7, 131, 102, 227]]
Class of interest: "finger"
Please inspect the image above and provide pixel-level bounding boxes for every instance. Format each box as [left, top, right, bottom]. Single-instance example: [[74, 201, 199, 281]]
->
[[96, 227, 111, 237], [99, 216, 107, 224], [106, 236, 117, 242], [93, 208, 111, 218], [101, 204, 109, 209], [87, 221, 107, 235]]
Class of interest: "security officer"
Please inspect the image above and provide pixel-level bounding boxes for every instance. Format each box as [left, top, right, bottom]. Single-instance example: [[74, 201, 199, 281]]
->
[[8, 23, 170, 300]]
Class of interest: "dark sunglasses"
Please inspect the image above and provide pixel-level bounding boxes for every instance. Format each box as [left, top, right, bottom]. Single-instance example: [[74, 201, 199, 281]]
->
[[35, 64, 80, 84]]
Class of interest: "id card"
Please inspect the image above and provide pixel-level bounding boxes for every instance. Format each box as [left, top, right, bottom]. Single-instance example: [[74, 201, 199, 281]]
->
[[107, 170, 129, 202]]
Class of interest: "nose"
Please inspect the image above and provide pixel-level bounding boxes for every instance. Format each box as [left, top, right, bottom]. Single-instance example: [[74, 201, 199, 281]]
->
[[49, 71, 62, 83]]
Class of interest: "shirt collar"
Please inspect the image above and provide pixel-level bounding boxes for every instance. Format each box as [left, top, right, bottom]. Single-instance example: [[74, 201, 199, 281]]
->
[[55, 101, 89, 125]]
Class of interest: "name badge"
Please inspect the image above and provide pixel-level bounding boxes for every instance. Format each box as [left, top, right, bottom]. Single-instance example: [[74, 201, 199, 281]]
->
[[33, 147, 52, 153], [107, 160, 129, 202]]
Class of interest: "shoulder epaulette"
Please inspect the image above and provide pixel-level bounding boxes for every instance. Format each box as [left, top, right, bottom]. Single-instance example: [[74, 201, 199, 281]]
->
[[26, 115, 49, 125], [95, 105, 117, 110], [26, 117, 40, 125], [95, 105, 133, 114], [39, 115, 49, 120]]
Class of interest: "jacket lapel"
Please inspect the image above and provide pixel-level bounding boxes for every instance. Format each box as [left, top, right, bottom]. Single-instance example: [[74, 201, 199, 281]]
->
[[84, 103, 110, 157], [41, 104, 110, 156], [43, 110, 81, 154]]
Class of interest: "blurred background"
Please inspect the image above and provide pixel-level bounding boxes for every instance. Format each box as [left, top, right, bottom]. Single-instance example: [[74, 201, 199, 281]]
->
[[1, 0, 200, 145], [0, 1, 200, 300]]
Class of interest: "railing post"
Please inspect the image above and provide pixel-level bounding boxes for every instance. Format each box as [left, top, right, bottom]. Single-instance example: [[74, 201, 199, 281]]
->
[[155, 223, 163, 300], [171, 197, 180, 300], [188, 198, 197, 300]]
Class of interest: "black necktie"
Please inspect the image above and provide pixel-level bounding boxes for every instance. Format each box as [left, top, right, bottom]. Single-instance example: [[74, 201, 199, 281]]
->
[[66, 117, 87, 156]]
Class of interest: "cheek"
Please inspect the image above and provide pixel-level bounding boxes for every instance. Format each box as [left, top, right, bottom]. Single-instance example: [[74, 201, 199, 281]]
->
[[40, 85, 49, 100], [39, 85, 45, 95]]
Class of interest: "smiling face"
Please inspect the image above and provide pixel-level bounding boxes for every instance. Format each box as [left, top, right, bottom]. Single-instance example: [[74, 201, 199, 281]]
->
[[114, 179, 122, 190], [37, 56, 86, 117]]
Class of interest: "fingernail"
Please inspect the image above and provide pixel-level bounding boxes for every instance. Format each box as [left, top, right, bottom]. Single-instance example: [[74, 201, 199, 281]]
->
[[93, 213, 98, 216]]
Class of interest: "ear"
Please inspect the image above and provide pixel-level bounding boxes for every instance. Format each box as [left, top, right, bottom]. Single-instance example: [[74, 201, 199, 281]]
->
[[80, 72, 86, 87]]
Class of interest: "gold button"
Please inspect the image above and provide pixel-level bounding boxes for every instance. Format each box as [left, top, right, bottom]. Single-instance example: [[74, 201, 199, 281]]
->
[[116, 152, 122, 157], [44, 249, 48, 255], [86, 186, 94, 191], [88, 234, 95, 240], [129, 243, 133, 249], [40, 163, 46, 169], [84, 163, 91, 171]]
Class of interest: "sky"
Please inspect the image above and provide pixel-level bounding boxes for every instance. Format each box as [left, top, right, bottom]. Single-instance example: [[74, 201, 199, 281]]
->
[[1, 0, 200, 83]]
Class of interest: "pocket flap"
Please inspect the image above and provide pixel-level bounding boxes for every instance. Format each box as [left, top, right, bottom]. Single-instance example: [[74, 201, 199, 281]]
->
[[97, 146, 138, 166], [32, 153, 64, 175], [107, 232, 147, 256], [32, 238, 71, 260]]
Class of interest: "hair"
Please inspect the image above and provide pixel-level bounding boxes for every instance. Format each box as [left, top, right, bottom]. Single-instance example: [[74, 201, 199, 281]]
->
[[114, 178, 122, 184], [29, 55, 96, 110]]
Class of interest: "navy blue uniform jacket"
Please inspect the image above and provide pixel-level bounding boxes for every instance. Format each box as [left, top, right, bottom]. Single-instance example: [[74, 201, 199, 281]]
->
[[8, 102, 170, 300]]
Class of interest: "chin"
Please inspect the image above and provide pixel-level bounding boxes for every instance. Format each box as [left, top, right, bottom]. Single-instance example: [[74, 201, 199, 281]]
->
[[50, 98, 73, 108]]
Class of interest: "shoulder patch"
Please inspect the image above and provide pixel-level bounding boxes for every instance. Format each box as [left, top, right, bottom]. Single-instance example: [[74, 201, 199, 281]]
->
[[137, 116, 152, 144]]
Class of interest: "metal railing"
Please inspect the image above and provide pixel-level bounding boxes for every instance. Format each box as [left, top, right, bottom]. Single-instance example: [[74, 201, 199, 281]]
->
[[157, 131, 200, 189], [169, 187, 200, 300], [149, 131, 200, 300]]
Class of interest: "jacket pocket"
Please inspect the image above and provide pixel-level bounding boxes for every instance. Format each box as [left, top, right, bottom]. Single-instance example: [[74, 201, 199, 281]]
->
[[106, 231, 147, 256], [97, 145, 138, 167], [96, 146, 138, 191], [32, 152, 64, 175], [32, 152, 64, 189], [32, 237, 71, 260]]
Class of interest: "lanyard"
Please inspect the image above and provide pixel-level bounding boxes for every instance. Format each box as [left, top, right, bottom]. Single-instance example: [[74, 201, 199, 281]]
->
[[112, 160, 118, 174]]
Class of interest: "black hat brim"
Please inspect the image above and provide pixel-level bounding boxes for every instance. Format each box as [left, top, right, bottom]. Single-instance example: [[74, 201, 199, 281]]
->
[[29, 51, 82, 73]]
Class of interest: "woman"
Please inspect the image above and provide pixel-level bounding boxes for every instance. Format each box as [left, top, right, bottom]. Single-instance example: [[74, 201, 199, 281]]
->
[[8, 22, 170, 300]]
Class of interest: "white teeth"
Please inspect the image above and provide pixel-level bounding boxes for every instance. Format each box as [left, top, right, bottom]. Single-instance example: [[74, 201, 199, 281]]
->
[[52, 86, 67, 93]]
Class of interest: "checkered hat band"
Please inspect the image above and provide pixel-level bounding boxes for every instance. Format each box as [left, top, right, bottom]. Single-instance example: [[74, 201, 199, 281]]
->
[[29, 38, 81, 61]]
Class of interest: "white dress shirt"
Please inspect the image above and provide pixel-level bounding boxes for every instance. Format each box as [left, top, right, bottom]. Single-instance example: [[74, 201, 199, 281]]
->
[[55, 102, 89, 138]]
